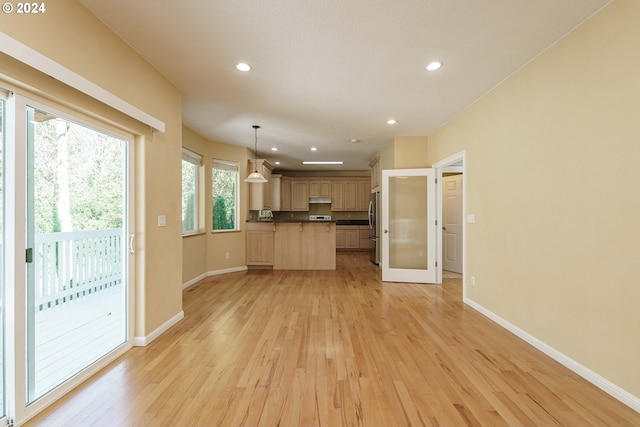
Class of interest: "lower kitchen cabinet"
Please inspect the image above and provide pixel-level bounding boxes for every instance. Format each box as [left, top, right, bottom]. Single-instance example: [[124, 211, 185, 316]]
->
[[246, 223, 275, 266], [273, 222, 335, 269], [336, 225, 370, 250]]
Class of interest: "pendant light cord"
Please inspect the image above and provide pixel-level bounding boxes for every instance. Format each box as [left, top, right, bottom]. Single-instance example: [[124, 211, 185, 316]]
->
[[253, 124, 260, 171]]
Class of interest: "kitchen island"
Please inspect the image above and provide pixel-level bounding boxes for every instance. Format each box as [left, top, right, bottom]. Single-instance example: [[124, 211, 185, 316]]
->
[[246, 220, 336, 270]]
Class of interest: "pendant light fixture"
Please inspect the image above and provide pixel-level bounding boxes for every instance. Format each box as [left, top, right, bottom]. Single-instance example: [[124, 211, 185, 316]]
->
[[244, 125, 268, 183]]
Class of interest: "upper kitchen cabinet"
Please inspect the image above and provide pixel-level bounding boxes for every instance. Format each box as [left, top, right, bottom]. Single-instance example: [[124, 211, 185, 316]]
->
[[248, 159, 273, 210], [309, 180, 331, 198], [291, 179, 309, 211], [332, 178, 371, 211], [280, 176, 292, 211], [369, 156, 381, 190], [357, 180, 370, 211]]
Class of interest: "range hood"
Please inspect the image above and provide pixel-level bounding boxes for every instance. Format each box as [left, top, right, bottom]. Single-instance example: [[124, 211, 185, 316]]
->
[[309, 197, 332, 204]]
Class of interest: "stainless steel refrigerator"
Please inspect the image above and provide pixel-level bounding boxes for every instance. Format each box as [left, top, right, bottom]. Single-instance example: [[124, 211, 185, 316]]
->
[[368, 190, 380, 265]]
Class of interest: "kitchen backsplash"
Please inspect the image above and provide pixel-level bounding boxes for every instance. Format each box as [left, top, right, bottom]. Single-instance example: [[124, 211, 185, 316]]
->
[[248, 204, 368, 221]]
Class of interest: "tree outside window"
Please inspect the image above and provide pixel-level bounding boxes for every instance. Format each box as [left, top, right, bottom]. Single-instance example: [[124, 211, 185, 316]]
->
[[212, 160, 239, 231], [181, 148, 201, 234]]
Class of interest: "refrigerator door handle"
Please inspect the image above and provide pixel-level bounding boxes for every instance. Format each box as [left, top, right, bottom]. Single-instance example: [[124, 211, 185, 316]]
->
[[368, 200, 374, 229]]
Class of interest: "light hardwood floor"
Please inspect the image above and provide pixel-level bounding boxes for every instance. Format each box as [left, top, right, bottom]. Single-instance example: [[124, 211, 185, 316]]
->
[[26, 252, 640, 426]]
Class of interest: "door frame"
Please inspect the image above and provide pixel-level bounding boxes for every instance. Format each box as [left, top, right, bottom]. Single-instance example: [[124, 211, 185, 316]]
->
[[381, 168, 437, 283], [4, 90, 136, 424], [434, 151, 466, 293]]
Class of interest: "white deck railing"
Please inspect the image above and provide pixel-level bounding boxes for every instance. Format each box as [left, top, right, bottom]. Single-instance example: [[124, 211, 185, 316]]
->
[[34, 228, 122, 311]]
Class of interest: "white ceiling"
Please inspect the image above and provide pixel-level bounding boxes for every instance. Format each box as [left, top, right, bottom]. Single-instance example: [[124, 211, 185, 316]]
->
[[80, 0, 609, 172]]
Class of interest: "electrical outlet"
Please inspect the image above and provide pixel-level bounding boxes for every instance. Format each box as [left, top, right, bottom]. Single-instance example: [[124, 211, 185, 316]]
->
[[225, 252, 230, 259], [471, 276, 476, 286]]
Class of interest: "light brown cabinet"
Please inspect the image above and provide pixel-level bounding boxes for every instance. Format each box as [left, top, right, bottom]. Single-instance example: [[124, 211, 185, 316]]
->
[[369, 156, 381, 190], [332, 178, 371, 212], [280, 177, 291, 211], [337, 225, 372, 250], [331, 181, 345, 210], [247, 159, 273, 210], [246, 222, 275, 266], [291, 180, 309, 211], [309, 180, 331, 198], [357, 180, 370, 211], [359, 225, 372, 249], [336, 226, 355, 249], [273, 222, 336, 269]]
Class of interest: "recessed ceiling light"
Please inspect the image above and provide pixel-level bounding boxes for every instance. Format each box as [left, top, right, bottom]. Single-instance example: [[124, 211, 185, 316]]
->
[[275, 161, 281, 165], [310, 147, 318, 151], [426, 61, 442, 71], [271, 147, 278, 151], [302, 161, 343, 165], [387, 119, 397, 125], [236, 62, 251, 72], [350, 139, 360, 143]]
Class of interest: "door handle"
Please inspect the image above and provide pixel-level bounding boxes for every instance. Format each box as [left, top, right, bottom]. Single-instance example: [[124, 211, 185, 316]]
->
[[384, 230, 389, 233], [129, 234, 135, 254]]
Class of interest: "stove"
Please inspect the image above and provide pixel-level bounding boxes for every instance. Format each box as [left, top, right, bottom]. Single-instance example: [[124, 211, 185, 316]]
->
[[308, 215, 332, 221]]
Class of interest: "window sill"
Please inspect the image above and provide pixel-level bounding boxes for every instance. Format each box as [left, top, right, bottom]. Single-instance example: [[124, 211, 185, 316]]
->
[[211, 229, 241, 234], [182, 231, 206, 238]]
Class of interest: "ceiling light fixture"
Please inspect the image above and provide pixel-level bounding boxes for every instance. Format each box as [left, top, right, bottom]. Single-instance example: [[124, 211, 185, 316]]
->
[[271, 147, 278, 151], [426, 61, 442, 71], [387, 119, 397, 125], [310, 147, 318, 151], [236, 62, 251, 72], [244, 125, 267, 183], [275, 161, 281, 165], [302, 161, 343, 165]]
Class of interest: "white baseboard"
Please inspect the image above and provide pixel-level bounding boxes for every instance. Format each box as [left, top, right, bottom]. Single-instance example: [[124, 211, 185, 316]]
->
[[182, 272, 209, 289], [182, 265, 248, 289], [464, 297, 640, 413], [133, 310, 184, 346]]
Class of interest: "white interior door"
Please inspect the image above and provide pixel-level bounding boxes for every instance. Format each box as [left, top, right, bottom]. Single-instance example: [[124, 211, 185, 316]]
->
[[442, 174, 463, 273], [381, 168, 437, 283]]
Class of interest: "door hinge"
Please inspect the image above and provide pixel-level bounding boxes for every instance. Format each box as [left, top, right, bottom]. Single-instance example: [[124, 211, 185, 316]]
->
[[436, 261, 438, 267], [8, 417, 15, 427], [26, 247, 33, 263]]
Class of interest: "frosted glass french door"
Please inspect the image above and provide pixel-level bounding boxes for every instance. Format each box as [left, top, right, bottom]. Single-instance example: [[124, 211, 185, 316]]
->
[[25, 104, 129, 402], [381, 168, 437, 283]]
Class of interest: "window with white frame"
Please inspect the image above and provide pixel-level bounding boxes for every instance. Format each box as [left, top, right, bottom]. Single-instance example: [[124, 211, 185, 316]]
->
[[212, 159, 239, 231], [181, 148, 202, 234]]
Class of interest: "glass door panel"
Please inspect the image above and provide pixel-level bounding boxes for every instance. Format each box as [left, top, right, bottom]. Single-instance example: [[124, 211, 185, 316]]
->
[[0, 98, 6, 417], [26, 106, 128, 402], [388, 175, 428, 270]]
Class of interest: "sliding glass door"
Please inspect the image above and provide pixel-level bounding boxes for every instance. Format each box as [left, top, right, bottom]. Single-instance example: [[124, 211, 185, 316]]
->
[[25, 105, 129, 402], [0, 97, 6, 420]]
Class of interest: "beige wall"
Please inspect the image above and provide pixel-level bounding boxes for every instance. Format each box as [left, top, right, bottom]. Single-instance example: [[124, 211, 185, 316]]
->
[[1, 1, 183, 338], [428, 0, 640, 397], [379, 136, 429, 171], [182, 126, 251, 283]]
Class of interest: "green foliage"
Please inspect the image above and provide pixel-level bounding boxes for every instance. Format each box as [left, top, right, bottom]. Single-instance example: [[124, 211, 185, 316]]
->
[[213, 196, 233, 230], [31, 108, 125, 233], [212, 165, 237, 230]]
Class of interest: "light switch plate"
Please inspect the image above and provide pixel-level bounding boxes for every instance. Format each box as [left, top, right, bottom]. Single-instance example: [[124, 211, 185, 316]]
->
[[466, 214, 476, 223], [158, 215, 167, 227]]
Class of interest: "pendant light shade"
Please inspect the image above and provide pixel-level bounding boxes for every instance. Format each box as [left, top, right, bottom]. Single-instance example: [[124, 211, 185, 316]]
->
[[245, 125, 267, 183]]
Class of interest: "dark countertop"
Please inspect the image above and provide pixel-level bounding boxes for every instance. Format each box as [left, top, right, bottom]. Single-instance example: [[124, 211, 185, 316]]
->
[[247, 219, 336, 223], [335, 219, 369, 226]]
